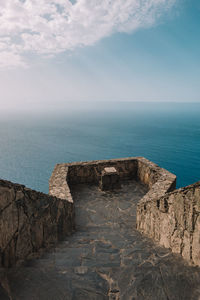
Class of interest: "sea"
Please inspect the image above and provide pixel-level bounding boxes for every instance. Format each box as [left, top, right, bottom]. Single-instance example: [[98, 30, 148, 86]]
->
[[0, 102, 200, 193]]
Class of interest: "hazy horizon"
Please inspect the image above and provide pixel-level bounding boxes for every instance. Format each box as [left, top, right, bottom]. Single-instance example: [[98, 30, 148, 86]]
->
[[1, 102, 200, 193], [1, 100, 200, 116]]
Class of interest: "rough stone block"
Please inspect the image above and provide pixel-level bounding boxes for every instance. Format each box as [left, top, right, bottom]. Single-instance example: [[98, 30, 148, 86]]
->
[[100, 167, 121, 191]]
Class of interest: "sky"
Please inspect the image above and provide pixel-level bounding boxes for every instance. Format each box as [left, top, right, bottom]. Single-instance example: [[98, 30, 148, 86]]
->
[[0, 0, 200, 111]]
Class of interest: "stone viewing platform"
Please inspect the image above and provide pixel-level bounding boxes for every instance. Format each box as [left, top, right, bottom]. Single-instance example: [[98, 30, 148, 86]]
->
[[1, 157, 200, 299]]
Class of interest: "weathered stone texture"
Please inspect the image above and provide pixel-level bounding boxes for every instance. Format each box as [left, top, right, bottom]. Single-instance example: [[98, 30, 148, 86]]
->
[[0, 179, 74, 267], [100, 167, 121, 190], [65, 157, 138, 184], [49, 164, 73, 202], [3, 181, 200, 300], [50, 156, 175, 191], [2, 156, 200, 298], [2, 155, 200, 272], [137, 180, 200, 266]]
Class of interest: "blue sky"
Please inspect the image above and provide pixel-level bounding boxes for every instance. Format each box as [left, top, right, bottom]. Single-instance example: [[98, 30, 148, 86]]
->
[[0, 0, 199, 110]]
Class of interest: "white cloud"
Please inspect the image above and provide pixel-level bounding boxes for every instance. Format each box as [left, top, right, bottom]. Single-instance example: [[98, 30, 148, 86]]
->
[[0, 51, 27, 68], [0, 0, 175, 68]]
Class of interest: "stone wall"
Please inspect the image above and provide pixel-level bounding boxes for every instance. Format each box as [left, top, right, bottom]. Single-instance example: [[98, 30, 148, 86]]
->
[[137, 180, 200, 266], [49, 157, 200, 267], [0, 156, 182, 268], [137, 157, 176, 204], [49, 164, 73, 202], [66, 158, 138, 184], [50, 157, 165, 187], [50, 157, 176, 198], [0, 179, 74, 268]]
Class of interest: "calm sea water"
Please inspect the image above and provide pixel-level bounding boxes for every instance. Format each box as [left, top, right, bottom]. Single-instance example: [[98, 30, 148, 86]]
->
[[0, 102, 200, 193]]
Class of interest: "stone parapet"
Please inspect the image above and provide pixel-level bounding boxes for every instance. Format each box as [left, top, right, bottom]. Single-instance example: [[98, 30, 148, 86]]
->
[[49, 164, 73, 202], [3, 155, 200, 269], [137, 175, 200, 266], [50, 157, 176, 198], [66, 157, 138, 184], [0, 179, 74, 267]]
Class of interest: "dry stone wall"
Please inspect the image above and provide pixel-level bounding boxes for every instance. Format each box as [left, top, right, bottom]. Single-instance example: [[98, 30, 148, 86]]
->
[[50, 157, 166, 187], [137, 179, 200, 266], [49, 164, 73, 202], [66, 158, 138, 184], [50, 157, 176, 198], [0, 179, 74, 267], [2, 155, 200, 269]]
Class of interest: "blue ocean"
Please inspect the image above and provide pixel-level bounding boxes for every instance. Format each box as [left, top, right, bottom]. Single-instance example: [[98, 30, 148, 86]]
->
[[0, 102, 200, 193]]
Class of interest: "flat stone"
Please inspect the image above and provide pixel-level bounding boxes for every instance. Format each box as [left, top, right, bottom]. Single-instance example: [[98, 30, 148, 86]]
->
[[104, 167, 117, 174]]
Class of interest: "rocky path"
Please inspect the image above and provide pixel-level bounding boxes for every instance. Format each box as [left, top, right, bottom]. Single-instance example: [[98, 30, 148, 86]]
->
[[1, 180, 200, 300]]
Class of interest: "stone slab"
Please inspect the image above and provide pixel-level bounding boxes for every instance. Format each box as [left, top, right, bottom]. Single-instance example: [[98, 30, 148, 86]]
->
[[103, 167, 117, 174]]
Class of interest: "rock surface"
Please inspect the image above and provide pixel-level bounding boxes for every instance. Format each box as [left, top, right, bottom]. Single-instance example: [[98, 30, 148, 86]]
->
[[0, 179, 74, 268], [1, 181, 200, 300], [137, 180, 200, 266]]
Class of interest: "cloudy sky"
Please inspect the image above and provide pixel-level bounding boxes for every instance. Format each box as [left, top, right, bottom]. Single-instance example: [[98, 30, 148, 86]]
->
[[0, 0, 200, 110]]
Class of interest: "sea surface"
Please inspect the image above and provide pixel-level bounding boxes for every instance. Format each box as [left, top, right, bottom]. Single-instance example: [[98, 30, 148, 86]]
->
[[0, 102, 200, 193]]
